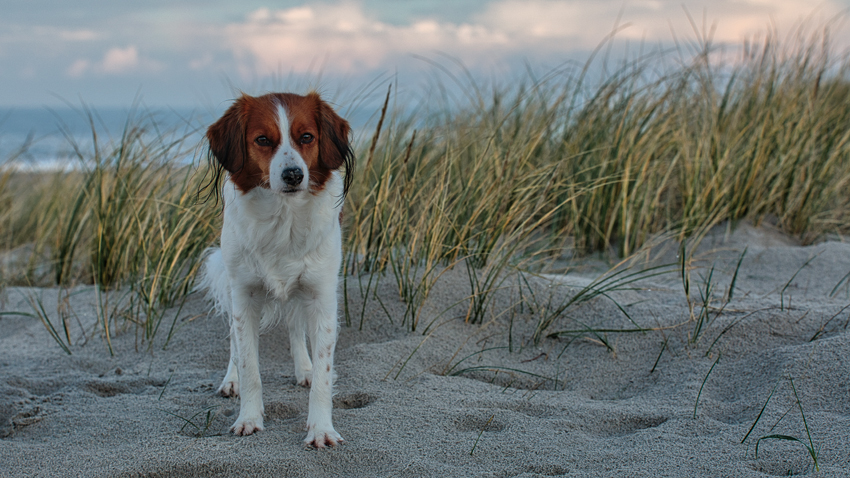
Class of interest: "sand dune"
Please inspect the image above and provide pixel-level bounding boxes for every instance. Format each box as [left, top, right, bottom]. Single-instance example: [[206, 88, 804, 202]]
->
[[1, 223, 848, 477]]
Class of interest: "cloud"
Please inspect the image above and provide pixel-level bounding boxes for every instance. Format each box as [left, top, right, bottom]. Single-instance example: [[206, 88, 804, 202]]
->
[[221, 0, 848, 78], [101, 46, 139, 73], [29, 26, 100, 42], [189, 53, 214, 70], [64, 45, 164, 78], [66, 59, 90, 78], [223, 2, 517, 76], [479, 0, 848, 45]]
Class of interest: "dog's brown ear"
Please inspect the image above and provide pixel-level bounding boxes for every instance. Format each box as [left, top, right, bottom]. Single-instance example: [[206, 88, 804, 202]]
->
[[207, 96, 248, 174], [312, 93, 355, 197]]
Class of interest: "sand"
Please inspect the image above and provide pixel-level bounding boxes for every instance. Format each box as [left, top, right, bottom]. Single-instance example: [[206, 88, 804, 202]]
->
[[1, 222, 848, 477]]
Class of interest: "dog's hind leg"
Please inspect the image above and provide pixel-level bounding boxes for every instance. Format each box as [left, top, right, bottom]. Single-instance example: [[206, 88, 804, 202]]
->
[[287, 303, 313, 387], [218, 318, 240, 397]]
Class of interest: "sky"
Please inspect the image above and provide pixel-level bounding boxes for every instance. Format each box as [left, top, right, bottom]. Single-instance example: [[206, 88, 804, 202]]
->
[[1, 0, 849, 110]]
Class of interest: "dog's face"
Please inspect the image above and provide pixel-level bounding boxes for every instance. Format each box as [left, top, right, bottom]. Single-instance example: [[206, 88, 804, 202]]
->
[[207, 92, 353, 196]]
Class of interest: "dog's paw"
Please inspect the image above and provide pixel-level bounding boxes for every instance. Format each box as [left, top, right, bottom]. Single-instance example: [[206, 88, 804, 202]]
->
[[295, 370, 312, 388], [304, 426, 343, 449], [231, 416, 264, 436], [218, 379, 239, 398]]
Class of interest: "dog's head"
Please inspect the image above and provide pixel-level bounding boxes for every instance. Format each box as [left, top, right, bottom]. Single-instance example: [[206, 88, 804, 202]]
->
[[206, 92, 354, 198]]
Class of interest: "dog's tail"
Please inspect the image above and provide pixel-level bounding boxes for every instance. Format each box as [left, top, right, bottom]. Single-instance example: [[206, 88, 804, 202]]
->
[[196, 247, 231, 317]]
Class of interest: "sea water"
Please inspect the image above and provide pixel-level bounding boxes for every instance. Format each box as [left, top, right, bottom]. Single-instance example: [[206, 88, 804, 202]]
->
[[0, 107, 214, 170], [0, 104, 379, 171]]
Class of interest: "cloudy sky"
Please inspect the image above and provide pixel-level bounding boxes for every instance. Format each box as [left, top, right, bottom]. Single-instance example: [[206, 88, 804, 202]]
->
[[2, 0, 848, 109]]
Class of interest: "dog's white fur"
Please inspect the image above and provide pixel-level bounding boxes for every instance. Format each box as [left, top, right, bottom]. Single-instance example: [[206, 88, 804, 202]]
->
[[199, 102, 344, 448]]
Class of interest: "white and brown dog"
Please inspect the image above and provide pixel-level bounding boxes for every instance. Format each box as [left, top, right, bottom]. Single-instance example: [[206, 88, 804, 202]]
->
[[199, 92, 353, 448]]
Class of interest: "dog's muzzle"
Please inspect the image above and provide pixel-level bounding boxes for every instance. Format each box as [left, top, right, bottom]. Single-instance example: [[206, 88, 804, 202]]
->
[[282, 167, 304, 188]]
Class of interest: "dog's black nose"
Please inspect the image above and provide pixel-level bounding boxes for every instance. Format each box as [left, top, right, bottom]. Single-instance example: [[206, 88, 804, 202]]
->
[[282, 167, 304, 187]]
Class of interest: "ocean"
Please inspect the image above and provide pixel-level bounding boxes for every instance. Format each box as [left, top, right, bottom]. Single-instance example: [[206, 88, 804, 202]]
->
[[0, 103, 384, 170], [0, 107, 215, 169]]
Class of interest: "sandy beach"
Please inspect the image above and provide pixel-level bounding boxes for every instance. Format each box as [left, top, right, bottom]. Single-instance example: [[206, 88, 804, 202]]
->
[[1, 222, 848, 477]]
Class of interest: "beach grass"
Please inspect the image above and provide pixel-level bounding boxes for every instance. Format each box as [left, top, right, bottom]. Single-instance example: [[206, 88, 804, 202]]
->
[[1, 26, 849, 351], [1, 108, 220, 350]]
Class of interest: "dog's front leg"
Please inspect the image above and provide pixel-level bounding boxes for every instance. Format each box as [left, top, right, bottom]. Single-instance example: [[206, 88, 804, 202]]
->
[[229, 286, 264, 435], [304, 293, 343, 448]]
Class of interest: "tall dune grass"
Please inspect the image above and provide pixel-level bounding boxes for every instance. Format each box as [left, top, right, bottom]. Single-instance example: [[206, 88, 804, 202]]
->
[[1, 28, 849, 345], [348, 29, 850, 268], [344, 29, 850, 333], [0, 108, 220, 350]]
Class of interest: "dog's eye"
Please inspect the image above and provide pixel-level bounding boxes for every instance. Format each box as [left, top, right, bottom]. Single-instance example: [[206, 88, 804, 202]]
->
[[255, 136, 272, 146], [300, 133, 314, 144]]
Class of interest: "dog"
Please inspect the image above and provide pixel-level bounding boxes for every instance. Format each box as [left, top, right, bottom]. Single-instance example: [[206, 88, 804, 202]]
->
[[198, 91, 353, 448]]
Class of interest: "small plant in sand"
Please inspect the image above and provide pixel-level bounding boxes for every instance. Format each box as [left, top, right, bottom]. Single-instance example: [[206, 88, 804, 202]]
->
[[161, 405, 221, 438], [742, 375, 820, 472], [778, 253, 818, 312], [530, 262, 676, 346], [678, 241, 752, 351], [0, 290, 73, 355], [830, 269, 850, 298]]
